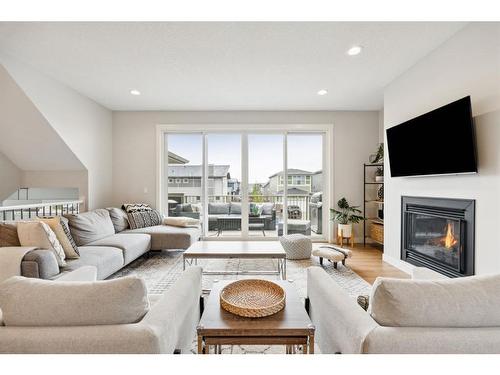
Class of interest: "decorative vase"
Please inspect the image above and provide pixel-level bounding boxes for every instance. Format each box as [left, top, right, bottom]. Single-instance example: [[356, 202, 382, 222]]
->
[[338, 223, 352, 238]]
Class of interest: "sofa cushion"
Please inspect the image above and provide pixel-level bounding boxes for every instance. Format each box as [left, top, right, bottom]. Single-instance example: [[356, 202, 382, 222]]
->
[[164, 216, 200, 228], [261, 203, 274, 216], [63, 246, 124, 280], [230, 202, 241, 215], [127, 210, 163, 230], [0, 275, 149, 326], [369, 275, 500, 328], [120, 225, 200, 251], [17, 221, 66, 267], [87, 233, 151, 264], [106, 207, 129, 233], [176, 203, 193, 213], [208, 202, 230, 215], [0, 222, 20, 247], [64, 209, 115, 246]]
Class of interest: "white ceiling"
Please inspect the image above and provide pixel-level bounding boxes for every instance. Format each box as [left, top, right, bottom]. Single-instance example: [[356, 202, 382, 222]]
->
[[0, 22, 466, 111]]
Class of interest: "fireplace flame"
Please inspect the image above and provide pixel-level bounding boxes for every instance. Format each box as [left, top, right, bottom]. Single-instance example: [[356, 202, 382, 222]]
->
[[443, 223, 458, 249]]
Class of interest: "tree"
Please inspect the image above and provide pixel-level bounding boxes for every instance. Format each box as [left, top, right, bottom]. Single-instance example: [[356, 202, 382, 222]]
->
[[250, 184, 264, 203]]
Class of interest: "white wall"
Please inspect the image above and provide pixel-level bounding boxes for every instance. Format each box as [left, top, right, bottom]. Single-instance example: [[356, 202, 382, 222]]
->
[[21, 170, 89, 211], [112, 111, 380, 241], [0, 151, 21, 203], [0, 53, 113, 209], [383, 23, 500, 274]]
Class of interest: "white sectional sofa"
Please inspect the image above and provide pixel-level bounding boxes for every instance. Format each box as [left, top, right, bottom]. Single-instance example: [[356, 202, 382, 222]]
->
[[16, 207, 200, 280], [307, 267, 500, 354]]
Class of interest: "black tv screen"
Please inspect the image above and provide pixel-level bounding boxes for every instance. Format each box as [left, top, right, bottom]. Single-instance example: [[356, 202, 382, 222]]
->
[[386, 96, 477, 177]]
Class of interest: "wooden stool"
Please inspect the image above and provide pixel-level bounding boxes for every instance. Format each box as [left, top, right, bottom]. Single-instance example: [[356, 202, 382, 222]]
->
[[336, 228, 354, 247]]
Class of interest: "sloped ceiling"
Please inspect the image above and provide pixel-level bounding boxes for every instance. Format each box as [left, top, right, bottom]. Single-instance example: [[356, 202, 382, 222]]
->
[[0, 64, 85, 171]]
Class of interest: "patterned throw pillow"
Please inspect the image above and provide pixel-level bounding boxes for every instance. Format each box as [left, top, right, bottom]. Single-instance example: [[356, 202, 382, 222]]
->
[[122, 203, 153, 213], [60, 220, 80, 257], [127, 210, 163, 229], [37, 216, 80, 259]]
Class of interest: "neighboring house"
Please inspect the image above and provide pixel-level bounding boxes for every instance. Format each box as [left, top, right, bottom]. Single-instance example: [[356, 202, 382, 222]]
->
[[311, 170, 323, 193], [228, 178, 241, 196], [167, 164, 230, 202], [265, 169, 314, 195]]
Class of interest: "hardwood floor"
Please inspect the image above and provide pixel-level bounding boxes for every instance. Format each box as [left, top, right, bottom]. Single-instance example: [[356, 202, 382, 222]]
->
[[339, 244, 409, 284]]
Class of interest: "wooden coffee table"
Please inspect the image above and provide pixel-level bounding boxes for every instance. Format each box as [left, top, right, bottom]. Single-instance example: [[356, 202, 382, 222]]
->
[[183, 241, 287, 280], [197, 280, 315, 354]]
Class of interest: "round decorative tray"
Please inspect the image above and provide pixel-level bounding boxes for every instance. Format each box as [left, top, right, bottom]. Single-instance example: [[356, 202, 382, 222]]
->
[[220, 279, 286, 318]]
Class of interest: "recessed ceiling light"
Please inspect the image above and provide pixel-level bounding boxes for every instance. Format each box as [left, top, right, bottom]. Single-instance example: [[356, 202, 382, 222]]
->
[[130, 89, 141, 96], [317, 89, 328, 96], [347, 45, 363, 56]]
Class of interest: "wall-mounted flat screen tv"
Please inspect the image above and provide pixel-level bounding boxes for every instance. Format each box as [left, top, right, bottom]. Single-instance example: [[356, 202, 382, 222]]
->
[[386, 96, 477, 177]]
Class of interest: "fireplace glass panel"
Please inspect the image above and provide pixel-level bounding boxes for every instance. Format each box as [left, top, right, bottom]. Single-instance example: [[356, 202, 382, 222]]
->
[[406, 213, 461, 270]]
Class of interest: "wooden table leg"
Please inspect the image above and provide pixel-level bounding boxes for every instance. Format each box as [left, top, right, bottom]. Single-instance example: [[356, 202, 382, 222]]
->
[[309, 334, 315, 354], [197, 335, 203, 354]]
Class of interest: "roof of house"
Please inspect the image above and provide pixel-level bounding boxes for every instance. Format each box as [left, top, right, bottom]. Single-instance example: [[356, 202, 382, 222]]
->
[[167, 151, 189, 164], [268, 169, 313, 178], [277, 188, 310, 195], [168, 164, 230, 178]]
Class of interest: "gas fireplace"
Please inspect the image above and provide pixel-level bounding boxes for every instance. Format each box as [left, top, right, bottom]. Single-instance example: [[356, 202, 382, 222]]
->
[[401, 196, 475, 277]]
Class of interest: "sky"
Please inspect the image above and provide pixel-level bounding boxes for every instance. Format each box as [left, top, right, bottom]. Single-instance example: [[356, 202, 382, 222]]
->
[[167, 133, 323, 183]]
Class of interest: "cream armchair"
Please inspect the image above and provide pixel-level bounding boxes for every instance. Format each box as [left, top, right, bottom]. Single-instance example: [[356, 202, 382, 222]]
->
[[0, 267, 202, 354], [307, 267, 500, 354]]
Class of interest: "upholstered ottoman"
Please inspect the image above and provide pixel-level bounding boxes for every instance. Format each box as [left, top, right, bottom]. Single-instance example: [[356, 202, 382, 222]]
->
[[312, 245, 352, 269], [279, 234, 312, 260]]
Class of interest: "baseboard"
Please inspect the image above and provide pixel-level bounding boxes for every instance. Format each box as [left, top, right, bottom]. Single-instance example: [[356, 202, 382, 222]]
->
[[382, 254, 414, 274]]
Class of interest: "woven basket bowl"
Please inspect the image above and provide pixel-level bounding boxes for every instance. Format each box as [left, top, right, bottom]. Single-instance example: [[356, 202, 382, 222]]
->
[[220, 279, 286, 318]]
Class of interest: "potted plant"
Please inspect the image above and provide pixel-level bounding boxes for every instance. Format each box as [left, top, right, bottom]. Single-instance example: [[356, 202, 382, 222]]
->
[[369, 143, 384, 164], [330, 198, 365, 238], [375, 167, 384, 182]]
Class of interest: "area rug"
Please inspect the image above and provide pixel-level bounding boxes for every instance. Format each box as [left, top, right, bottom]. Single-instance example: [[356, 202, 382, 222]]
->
[[110, 244, 371, 354]]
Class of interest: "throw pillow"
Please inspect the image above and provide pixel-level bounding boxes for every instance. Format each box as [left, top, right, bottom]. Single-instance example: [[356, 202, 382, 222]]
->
[[249, 203, 263, 217], [64, 209, 115, 246], [0, 222, 20, 247], [106, 207, 130, 232], [122, 203, 153, 213], [16, 221, 66, 267], [357, 295, 370, 311], [36, 216, 80, 259], [164, 216, 200, 228], [127, 210, 163, 229]]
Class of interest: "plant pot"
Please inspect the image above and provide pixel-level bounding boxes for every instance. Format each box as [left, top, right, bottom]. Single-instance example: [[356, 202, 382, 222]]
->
[[337, 223, 352, 238], [375, 175, 384, 182]]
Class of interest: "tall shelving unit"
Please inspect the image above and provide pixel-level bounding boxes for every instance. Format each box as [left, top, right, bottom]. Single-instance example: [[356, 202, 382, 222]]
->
[[363, 163, 384, 248]]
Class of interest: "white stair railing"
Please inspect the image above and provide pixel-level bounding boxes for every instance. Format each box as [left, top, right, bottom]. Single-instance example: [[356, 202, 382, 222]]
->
[[0, 200, 83, 221]]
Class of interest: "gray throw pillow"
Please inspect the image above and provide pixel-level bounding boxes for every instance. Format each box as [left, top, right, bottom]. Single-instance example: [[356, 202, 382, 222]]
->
[[64, 209, 115, 246], [106, 207, 130, 233]]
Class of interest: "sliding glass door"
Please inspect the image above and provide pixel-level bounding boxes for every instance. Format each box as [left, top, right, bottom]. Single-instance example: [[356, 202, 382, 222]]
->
[[163, 130, 327, 241]]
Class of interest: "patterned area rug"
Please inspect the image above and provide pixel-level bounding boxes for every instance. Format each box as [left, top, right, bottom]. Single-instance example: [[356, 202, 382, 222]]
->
[[111, 244, 371, 354]]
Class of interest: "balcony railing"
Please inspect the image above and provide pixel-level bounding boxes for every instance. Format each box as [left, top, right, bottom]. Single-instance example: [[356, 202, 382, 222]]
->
[[0, 200, 83, 221], [177, 195, 312, 220]]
